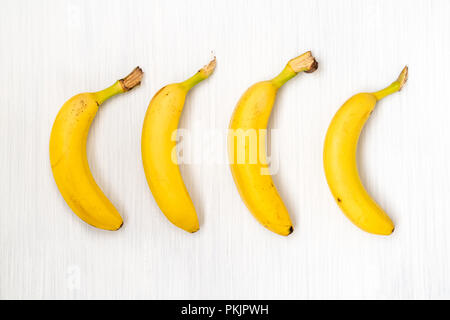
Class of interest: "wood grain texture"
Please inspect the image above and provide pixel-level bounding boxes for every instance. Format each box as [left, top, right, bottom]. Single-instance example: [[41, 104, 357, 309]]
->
[[1, 0, 450, 299]]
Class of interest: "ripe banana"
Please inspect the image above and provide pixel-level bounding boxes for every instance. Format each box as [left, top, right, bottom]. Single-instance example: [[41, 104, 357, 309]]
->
[[228, 52, 318, 236], [50, 67, 143, 230], [141, 59, 216, 233], [323, 66, 408, 235]]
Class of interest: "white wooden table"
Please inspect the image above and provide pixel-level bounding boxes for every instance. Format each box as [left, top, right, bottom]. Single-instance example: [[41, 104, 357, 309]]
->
[[1, 0, 449, 299]]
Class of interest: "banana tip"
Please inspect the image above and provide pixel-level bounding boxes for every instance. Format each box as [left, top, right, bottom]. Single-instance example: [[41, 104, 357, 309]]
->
[[201, 57, 216, 78], [288, 226, 294, 235], [190, 227, 200, 234], [288, 51, 318, 73], [305, 60, 319, 73], [397, 65, 408, 90], [120, 66, 144, 91]]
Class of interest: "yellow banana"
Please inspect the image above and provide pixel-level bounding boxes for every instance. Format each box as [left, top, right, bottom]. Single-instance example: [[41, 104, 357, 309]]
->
[[141, 59, 216, 233], [50, 67, 143, 230], [323, 66, 408, 235], [228, 52, 318, 236]]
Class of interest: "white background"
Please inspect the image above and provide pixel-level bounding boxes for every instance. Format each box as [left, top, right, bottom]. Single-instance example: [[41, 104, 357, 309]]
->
[[1, 0, 449, 299]]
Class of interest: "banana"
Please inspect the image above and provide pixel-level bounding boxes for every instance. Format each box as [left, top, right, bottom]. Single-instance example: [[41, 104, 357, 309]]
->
[[141, 59, 216, 233], [228, 52, 318, 236], [323, 66, 408, 235], [50, 67, 143, 230]]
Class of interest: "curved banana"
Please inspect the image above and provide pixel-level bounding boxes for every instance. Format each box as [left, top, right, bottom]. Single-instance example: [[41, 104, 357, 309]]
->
[[323, 66, 408, 235], [228, 52, 318, 236], [142, 59, 216, 233], [50, 67, 143, 230]]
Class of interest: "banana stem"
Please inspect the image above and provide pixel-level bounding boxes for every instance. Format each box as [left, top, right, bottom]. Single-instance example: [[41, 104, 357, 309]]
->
[[373, 66, 408, 101], [95, 81, 124, 105], [271, 51, 318, 88], [271, 65, 297, 88], [94, 66, 143, 105], [180, 58, 216, 91]]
